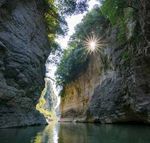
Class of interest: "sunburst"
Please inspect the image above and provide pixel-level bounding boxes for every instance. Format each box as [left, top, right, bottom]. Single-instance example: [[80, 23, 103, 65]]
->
[[83, 34, 106, 54]]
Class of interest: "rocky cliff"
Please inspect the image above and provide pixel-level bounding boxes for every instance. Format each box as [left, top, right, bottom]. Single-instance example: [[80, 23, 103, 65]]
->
[[36, 78, 58, 121], [60, 54, 102, 120], [0, 0, 50, 128], [60, 1, 150, 123], [43, 79, 57, 113]]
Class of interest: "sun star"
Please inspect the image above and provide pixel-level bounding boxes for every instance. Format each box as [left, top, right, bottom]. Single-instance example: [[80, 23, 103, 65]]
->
[[89, 41, 96, 51], [83, 34, 104, 54]]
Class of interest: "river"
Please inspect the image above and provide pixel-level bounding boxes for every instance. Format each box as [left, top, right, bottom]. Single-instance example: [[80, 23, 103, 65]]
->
[[0, 122, 150, 143]]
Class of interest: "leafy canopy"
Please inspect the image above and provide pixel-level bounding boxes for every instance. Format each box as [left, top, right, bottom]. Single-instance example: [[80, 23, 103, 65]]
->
[[55, 46, 89, 87], [100, 0, 137, 43], [100, 0, 128, 25], [57, 0, 88, 15], [41, 0, 89, 60], [55, 8, 108, 88], [71, 7, 108, 42]]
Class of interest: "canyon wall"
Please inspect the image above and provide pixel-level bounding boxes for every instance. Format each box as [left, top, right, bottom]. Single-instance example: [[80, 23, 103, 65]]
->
[[60, 1, 150, 123], [36, 78, 58, 121], [61, 55, 102, 120], [0, 0, 50, 128]]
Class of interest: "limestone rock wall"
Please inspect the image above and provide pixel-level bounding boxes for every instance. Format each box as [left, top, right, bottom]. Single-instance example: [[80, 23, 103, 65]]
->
[[61, 55, 102, 119], [43, 79, 57, 113], [60, 0, 150, 123], [87, 29, 150, 123], [0, 0, 50, 128]]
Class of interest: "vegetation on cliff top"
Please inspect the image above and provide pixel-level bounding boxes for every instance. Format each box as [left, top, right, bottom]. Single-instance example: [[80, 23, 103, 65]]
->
[[55, 0, 139, 96], [37, 0, 89, 112], [41, 0, 89, 62], [55, 8, 108, 88]]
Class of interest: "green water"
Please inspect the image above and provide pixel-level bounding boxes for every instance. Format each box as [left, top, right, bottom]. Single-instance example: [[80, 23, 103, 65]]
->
[[0, 123, 150, 143]]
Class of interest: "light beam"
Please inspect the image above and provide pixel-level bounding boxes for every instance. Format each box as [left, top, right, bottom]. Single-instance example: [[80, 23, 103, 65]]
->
[[83, 34, 105, 54]]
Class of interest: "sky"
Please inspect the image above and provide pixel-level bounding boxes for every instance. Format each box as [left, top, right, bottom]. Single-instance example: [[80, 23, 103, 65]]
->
[[56, 0, 100, 49], [46, 0, 100, 95]]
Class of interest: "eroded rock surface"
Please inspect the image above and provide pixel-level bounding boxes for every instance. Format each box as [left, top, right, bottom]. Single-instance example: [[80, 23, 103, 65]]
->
[[60, 54, 102, 120], [60, 0, 150, 123], [0, 0, 50, 128]]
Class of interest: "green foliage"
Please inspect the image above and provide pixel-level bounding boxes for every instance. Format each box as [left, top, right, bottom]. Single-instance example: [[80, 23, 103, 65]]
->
[[39, 0, 87, 51], [101, 0, 138, 44], [41, 0, 88, 60], [57, 0, 88, 15], [42, 0, 67, 40], [37, 0, 67, 63], [55, 0, 139, 92], [71, 8, 108, 41], [42, 0, 88, 40], [101, 0, 128, 43], [101, 0, 128, 25], [55, 46, 89, 87], [55, 8, 109, 89]]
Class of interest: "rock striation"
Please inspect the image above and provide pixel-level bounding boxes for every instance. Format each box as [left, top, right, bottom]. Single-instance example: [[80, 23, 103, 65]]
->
[[0, 0, 50, 128], [60, 55, 102, 120], [43, 79, 57, 113], [60, 0, 150, 123]]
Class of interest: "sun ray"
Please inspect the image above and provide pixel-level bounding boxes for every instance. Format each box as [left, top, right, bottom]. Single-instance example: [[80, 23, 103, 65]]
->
[[83, 34, 106, 54]]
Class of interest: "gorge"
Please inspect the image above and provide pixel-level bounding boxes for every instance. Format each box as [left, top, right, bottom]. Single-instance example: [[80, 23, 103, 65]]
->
[[0, 0, 50, 128], [0, 1, 150, 142], [60, 1, 150, 123]]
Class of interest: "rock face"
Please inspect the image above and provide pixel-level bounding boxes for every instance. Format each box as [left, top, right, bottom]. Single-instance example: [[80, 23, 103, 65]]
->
[[87, 31, 150, 123], [43, 79, 57, 113], [60, 1, 150, 123], [60, 55, 102, 120], [0, 0, 50, 128], [36, 78, 58, 121]]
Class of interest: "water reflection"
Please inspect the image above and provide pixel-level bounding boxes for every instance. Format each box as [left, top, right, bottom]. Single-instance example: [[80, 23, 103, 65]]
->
[[58, 123, 150, 143], [0, 126, 45, 143], [32, 122, 60, 143], [0, 123, 150, 143], [32, 122, 59, 143]]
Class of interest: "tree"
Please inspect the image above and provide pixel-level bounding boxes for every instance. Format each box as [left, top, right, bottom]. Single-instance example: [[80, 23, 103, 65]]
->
[[100, 0, 128, 25], [71, 7, 108, 42], [57, 0, 89, 15], [40, 0, 89, 59], [55, 8, 109, 89], [55, 46, 89, 87]]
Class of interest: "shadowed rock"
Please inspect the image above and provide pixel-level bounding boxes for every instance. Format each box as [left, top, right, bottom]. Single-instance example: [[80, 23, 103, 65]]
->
[[0, 0, 50, 128]]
